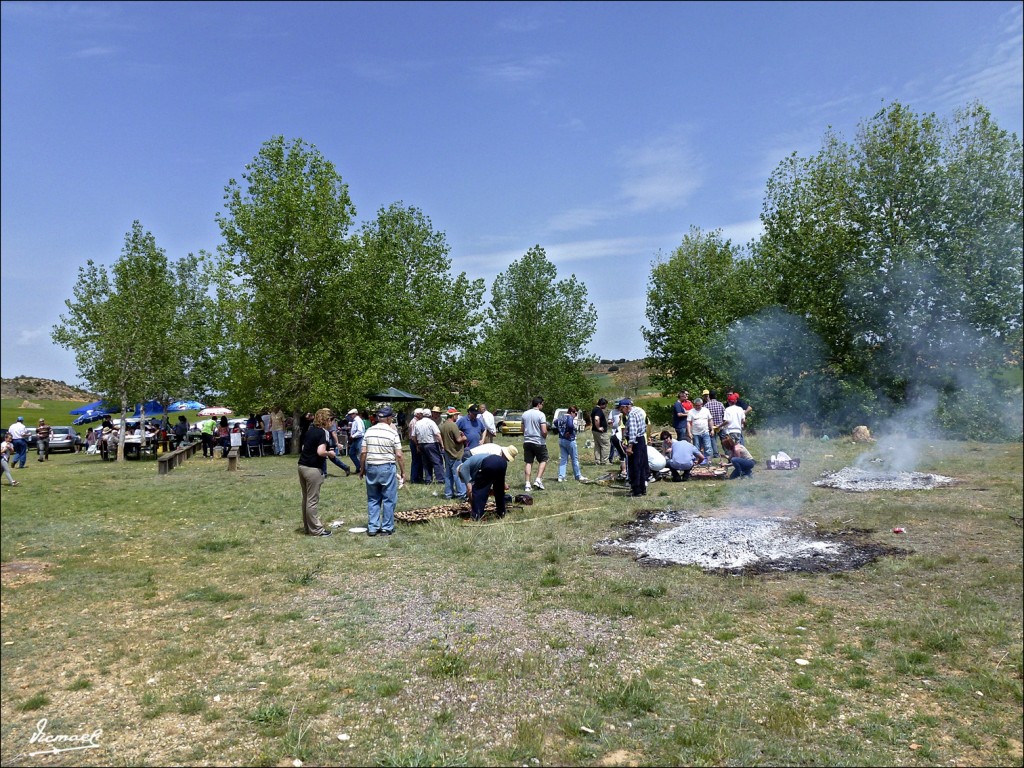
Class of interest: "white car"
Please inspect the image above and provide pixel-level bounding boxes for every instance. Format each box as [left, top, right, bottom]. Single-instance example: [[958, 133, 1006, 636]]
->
[[552, 408, 587, 434]]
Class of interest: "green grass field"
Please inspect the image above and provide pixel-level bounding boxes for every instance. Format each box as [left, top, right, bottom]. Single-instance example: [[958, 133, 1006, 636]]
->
[[1, 423, 1021, 766]]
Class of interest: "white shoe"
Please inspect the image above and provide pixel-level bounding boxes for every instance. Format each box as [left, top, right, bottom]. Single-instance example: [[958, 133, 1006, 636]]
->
[[534, 478, 545, 490], [578, 476, 589, 482], [525, 483, 532, 492], [557, 477, 565, 482]]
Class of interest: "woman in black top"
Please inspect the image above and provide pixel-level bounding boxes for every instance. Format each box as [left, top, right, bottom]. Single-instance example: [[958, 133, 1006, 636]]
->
[[298, 408, 337, 536]]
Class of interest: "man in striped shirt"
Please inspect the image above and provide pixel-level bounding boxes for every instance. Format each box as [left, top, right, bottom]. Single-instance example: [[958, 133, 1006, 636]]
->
[[360, 406, 404, 537]]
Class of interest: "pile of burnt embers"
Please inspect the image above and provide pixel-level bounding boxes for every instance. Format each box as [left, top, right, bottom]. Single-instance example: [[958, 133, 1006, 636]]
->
[[595, 509, 909, 575]]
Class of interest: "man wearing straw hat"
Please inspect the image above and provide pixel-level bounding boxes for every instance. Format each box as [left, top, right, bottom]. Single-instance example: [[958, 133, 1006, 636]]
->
[[459, 444, 519, 520]]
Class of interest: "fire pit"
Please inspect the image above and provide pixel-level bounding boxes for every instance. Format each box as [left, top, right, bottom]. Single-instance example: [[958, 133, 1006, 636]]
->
[[595, 510, 907, 574], [813, 467, 956, 493]]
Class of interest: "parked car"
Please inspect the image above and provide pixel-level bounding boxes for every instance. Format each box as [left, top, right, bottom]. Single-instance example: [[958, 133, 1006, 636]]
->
[[48, 426, 82, 453], [22, 427, 37, 448], [496, 410, 525, 436]]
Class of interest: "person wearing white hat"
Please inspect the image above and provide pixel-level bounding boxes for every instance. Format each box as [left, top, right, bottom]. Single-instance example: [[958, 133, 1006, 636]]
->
[[8, 416, 29, 469], [407, 408, 424, 484], [412, 407, 444, 486]]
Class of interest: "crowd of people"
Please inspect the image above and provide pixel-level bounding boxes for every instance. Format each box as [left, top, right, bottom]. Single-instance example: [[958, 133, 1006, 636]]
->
[[3, 390, 757, 526]]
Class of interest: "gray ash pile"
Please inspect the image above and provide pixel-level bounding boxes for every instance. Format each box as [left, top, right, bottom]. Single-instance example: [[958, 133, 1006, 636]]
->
[[595, 511, 905, 574], [814, 467, 956, 492]]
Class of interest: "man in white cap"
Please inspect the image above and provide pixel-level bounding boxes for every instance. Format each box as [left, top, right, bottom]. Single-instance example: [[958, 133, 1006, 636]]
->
[[412, 406, 444, 485], [459, 444, 519, 520], [407, 408, 424, 484], [7, 416, 28, 469], [360, 405, 404, 536], [347, 408, 365, 474]]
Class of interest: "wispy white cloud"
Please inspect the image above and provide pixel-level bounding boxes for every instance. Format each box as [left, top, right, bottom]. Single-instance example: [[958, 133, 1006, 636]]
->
[[495, 15, 545, 34], [474, 55, 560, 86], [617, 130, 703, 213], [351, 58, 432, 85], [72, 46, 118, 58], [541, 129, 703, 235], [930, 4, 1023, 118], [16, 326, 48, 347], [717, 218, 764, 246], [458, 234, 668, 274]]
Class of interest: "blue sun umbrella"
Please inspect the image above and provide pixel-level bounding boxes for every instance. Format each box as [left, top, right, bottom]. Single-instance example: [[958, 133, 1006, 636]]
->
[[168, 400, 206, 411]]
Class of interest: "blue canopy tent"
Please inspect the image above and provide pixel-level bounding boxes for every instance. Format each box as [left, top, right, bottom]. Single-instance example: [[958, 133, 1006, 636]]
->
[[72, 409, 113, 426], [69, 400, 111, 415], [133, 400, 166, 418]]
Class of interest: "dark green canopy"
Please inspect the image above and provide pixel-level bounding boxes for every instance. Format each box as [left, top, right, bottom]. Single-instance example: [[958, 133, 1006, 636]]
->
[[365, 387, 424, 402]]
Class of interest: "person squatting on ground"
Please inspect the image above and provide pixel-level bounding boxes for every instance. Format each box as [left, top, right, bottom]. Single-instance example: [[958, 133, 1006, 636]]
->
[[521, 397, 549, 491], [591, 398, 610, 465], [297, 408, 337, 536], [556, 405, 588, 482], [2, 433, 19, 486], [360, 405, 404, 537], [659, 430, 704, 482], [35, 418, 52, 461], [721, 435, 756, 479], [459, 444, 518, 520], [440, 407, 468, 500], [619, 398, 649, 497], [8, 416, 28, 468]]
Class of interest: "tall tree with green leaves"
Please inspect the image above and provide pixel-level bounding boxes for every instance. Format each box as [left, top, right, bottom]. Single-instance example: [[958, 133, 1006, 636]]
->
[[346, 202, 485, 406], [52, 221, 217, 461], [642, 227, 767, 394], [216, 136, 355, 444], [470, 245, 597, 409], [758, 102, 1022, 431]]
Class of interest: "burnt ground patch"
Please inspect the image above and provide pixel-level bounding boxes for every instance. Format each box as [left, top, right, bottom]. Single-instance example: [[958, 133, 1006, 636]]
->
[[594, 510, 910, 575]]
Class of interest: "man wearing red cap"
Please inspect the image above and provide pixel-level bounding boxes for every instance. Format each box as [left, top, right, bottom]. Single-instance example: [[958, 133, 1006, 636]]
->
[[722, 393, 747, 446]]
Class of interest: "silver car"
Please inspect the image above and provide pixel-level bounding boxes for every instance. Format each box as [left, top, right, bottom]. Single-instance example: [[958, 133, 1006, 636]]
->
[[48, 426, 82, 453]]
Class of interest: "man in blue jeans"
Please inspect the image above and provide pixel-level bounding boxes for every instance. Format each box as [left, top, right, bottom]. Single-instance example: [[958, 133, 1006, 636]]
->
[[347, 408, 365, 474], [8, 416, 29, 468], [556, 406, 588, 483], [360, 406, 404, 536]]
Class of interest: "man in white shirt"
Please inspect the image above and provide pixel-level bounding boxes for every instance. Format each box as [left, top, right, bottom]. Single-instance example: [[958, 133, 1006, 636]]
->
[[412, 408, 444, 485], [686, 398, 715, 465], [477, 403, 497, 444], [8, 417, 29, 469], [721, 394, 747, 446], [347, 409, 366, 473]]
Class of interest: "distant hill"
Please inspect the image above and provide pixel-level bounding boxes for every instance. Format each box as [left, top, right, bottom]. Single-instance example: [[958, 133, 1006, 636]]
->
[[1, 376, 95, 402]]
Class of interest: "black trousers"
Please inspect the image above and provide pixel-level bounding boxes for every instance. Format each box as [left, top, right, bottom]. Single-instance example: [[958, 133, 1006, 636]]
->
[[472, 455, 508, 520], [627, 438, 649, 496]]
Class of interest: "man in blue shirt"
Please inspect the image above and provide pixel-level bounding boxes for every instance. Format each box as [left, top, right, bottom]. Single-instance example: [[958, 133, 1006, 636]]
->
[[659, 430, 704, 482], [456, 406, 486, 451]]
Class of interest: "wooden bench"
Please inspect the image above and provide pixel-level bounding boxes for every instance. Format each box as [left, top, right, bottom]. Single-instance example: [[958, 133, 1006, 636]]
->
[[227, 447, 239, 472], [156, 441, 202, 475]]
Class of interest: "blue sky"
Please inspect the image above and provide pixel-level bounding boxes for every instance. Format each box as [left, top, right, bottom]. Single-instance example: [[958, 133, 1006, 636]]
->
[[2, 1, 1021, 387]]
